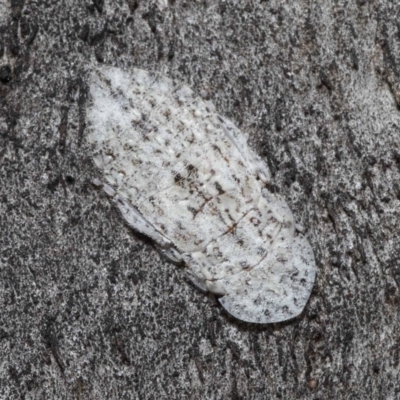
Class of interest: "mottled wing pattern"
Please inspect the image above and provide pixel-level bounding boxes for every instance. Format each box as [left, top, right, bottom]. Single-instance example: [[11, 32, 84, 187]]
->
[[86, 66, 316, 323]]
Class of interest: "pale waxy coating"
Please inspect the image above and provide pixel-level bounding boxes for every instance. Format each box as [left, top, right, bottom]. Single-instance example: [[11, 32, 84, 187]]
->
[[86, 66, 316, 323]]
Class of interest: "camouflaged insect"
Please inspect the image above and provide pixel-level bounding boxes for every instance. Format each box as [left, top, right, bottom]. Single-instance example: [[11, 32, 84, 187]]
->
[[86, 65, 316, 323]]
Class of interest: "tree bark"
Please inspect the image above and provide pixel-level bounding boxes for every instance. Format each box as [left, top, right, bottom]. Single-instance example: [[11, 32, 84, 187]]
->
[[1, 0, 400, 398]]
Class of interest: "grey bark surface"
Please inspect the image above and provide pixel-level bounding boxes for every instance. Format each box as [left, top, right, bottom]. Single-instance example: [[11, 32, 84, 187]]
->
[[1, 0, 400, 399]]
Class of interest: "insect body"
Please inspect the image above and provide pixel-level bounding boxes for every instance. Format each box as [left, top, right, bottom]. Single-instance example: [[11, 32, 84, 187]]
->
[[86, 66, 316, 323]]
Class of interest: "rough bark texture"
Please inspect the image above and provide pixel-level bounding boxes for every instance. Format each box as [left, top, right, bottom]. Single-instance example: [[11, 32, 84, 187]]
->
[[1, 1, 400, 399]]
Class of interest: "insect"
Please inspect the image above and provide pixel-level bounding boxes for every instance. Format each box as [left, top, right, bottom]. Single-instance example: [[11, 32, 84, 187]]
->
[[86, 65, 316, 323]]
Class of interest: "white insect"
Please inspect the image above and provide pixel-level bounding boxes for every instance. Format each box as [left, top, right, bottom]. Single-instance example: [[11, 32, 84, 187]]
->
[[86, 65, 316, 323]]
